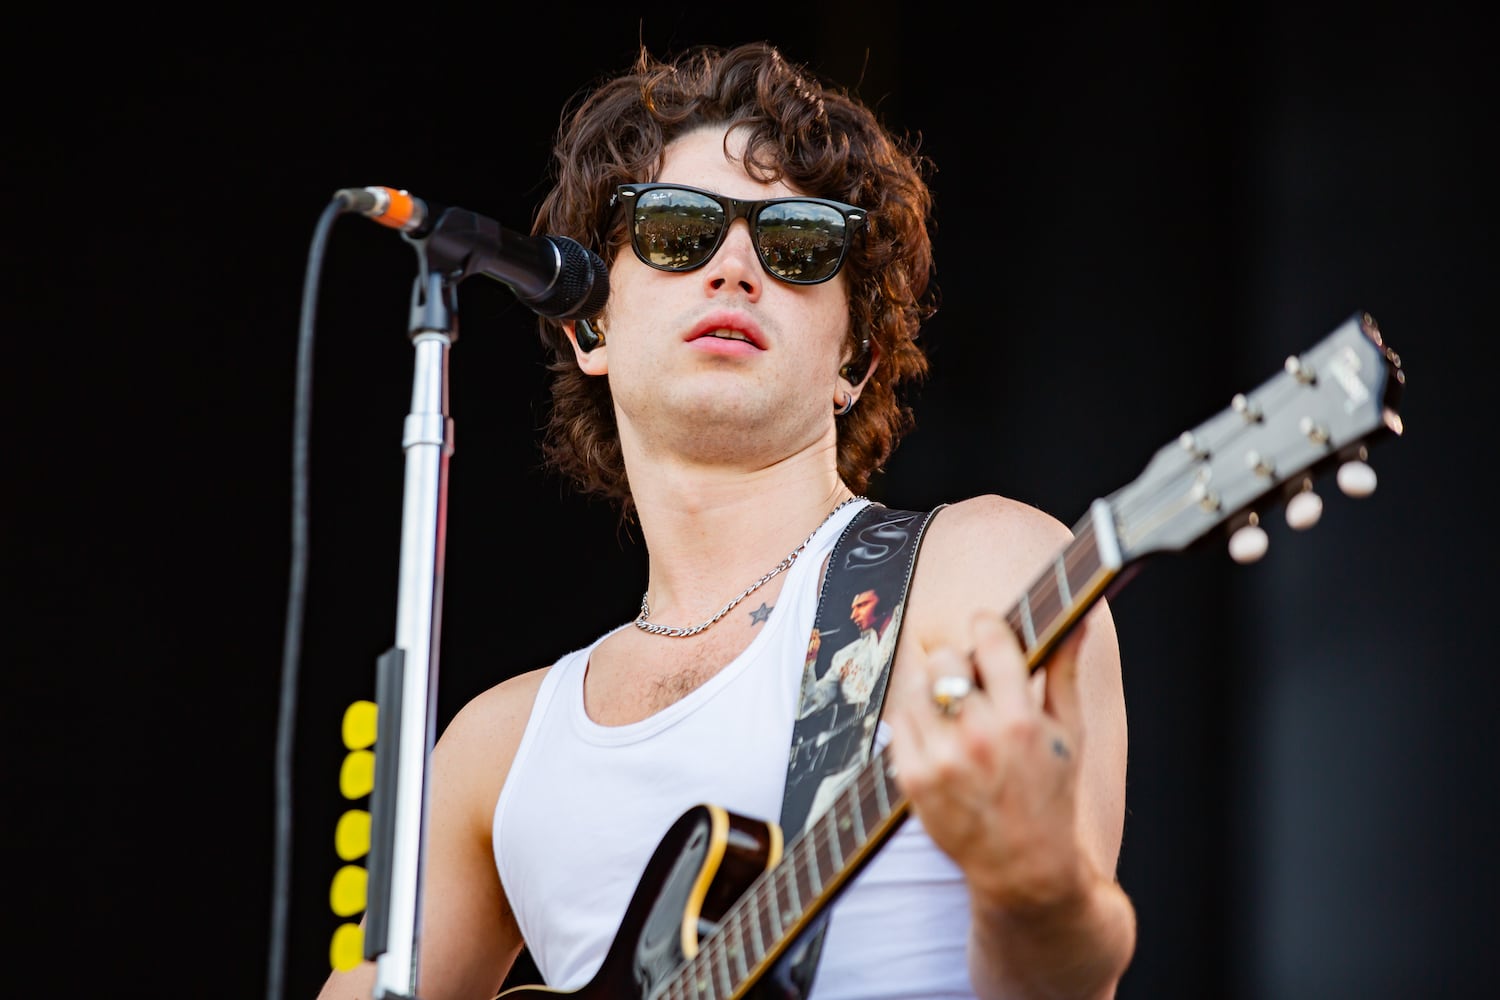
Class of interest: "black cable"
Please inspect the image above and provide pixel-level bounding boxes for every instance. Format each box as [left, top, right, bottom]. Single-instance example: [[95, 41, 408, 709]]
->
[[267, 194, 350, 1000]]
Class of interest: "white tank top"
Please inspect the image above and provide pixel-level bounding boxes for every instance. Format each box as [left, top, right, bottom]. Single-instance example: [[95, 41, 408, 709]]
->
[[493, 499, 978, 998]]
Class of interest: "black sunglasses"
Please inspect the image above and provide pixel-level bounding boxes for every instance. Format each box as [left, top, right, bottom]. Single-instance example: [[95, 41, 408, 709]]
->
[[613, 183, 867, 285]]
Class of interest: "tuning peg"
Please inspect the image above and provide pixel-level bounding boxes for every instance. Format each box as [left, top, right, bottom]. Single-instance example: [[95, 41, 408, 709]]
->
[[1284, 354, 1317, 384], [1178, 431, 1209, 460], [1285, 482, 1323, 530], [1229, 513, 1269, 564], [1232, 393, 1264, 423], [1337, 458, 1378, 498], [1299, 416, 1331, 445]]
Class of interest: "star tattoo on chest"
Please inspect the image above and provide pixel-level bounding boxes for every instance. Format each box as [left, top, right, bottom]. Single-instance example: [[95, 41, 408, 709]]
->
[[748, 602, 773, 625]]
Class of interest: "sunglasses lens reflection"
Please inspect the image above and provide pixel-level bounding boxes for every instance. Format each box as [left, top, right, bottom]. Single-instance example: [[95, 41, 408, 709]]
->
[[754, 201, 847, 282], [632, 188, 725, 271]]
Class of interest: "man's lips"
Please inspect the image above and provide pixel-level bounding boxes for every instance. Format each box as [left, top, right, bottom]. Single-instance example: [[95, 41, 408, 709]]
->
[[686, 311, 766, 349]]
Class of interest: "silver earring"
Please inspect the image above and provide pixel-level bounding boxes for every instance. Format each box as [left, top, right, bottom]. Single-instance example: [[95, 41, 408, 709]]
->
[[834, 391, 856, 416]]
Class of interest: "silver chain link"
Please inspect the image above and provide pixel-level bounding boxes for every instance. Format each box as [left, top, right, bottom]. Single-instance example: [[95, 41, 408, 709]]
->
[[633, 496, 866, 638]]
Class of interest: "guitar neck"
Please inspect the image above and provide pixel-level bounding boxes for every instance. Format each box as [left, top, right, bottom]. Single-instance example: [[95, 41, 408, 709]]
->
[[671, 507, 1124, 998], [1010, 499, 1124, 674]]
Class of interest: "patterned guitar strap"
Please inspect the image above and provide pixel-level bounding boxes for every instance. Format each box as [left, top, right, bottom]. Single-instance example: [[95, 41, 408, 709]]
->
[[770, 500, 945, 999]]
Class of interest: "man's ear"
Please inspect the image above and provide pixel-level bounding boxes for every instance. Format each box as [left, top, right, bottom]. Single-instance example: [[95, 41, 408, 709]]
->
[[839, 337, 880, 388], [563, 320, 608, 375]]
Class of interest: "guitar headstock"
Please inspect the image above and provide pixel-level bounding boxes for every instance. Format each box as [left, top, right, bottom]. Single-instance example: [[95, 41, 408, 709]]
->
[[1105, 311, 1405, 565]]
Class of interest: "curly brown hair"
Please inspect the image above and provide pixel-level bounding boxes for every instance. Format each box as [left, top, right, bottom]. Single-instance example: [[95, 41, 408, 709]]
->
[[532, 41, 937, 519]]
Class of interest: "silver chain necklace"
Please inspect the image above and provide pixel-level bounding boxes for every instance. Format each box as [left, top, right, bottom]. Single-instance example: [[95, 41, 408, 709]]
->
[[634, 495, 866, 638]]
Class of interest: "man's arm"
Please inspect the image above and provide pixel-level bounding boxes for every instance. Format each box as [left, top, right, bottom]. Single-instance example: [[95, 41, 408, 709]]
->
[[889, 495, 1135, 999]]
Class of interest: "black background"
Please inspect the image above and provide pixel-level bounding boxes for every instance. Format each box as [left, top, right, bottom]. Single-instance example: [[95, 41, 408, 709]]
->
[[10, 4, 1496, 999]]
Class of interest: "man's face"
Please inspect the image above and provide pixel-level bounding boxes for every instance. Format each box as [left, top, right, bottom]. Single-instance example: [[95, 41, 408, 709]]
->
[[850, 590, 879, 631], [572, 124, 857, 473]]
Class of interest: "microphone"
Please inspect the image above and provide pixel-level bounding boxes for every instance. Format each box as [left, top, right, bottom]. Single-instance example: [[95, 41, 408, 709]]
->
[[335, 186, 609, 321]]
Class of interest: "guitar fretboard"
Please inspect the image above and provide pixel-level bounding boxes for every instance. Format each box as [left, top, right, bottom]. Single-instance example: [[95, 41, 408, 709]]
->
[[1008, 506, 1117, 671]]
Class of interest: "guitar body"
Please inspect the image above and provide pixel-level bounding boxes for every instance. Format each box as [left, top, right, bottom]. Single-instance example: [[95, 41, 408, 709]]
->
[[497, 804, 795, 999]]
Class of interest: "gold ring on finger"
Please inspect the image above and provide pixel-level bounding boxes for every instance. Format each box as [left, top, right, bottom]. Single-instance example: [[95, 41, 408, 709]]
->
[[931, 674, 974, 717]]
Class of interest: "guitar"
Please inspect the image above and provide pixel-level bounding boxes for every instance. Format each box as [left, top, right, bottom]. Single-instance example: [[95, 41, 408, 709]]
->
[[497, 311, 1406, 1000]]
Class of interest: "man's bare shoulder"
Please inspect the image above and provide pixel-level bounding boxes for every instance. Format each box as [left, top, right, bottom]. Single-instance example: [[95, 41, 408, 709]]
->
[[430, 666, 553, 790], [905, 493, 1079, 647], [923, 493, 1075, 570]]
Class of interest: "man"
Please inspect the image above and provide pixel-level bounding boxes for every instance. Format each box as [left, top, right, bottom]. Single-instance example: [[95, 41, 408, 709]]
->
[[812, 587, 903, 713], [791, 587, 904, 830], [318, 40, 1134, 1000]]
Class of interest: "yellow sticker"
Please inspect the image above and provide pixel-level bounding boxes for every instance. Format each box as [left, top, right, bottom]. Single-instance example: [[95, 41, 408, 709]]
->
[[343, 700, 378, 750], [329, 922, 365, 971], [335, 808, 372, 861], [339, 749, 375, 800], [330, 863, 368, 917]]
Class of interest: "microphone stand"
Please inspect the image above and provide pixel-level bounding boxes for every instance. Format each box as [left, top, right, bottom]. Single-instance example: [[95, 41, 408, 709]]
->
[[347, 202, 605, 999], [364, 249, 460, 1000]]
